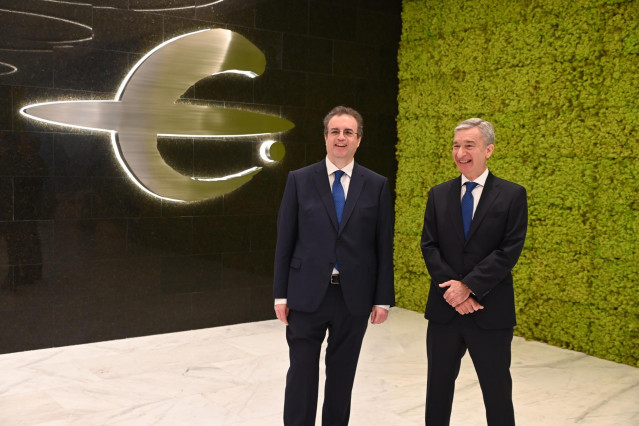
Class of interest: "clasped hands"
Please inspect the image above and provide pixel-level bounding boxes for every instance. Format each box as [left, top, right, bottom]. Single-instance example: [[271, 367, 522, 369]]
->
[[439, 280, 484, 315]]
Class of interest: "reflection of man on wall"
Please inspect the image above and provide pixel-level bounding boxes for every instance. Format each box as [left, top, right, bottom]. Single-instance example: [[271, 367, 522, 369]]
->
[[273, 106, 395, 425], [421, 118, 527, 425]]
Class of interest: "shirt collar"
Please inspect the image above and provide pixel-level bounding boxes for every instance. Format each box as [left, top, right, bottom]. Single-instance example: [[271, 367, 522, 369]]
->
[[326, 157, 354, 177], [461, 168, 489, 187]]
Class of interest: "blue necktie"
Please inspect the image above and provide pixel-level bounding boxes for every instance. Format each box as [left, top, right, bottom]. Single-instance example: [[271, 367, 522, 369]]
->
[[333, 170, 345, 225], [333, 170, 345, 271], [462, 181, 479, 239]]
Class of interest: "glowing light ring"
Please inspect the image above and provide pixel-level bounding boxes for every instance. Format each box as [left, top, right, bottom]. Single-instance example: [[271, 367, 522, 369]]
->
[[0, 62, 18, 76]]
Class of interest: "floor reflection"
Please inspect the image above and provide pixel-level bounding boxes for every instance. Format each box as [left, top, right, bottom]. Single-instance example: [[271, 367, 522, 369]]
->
[[0, 308, 636, 425]]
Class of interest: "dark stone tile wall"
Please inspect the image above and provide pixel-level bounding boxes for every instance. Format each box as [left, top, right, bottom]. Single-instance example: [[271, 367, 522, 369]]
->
[[0, 0, 401, 353]]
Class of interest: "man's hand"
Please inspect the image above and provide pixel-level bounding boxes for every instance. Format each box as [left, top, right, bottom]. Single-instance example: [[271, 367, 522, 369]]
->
[[274, 304, 290, 325], [370, 306, 389, 324], [454, 297, 484, 315], [439, 280, 472, 307]]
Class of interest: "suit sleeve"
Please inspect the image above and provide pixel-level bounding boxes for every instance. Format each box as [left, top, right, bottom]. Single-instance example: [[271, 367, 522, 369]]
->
[[273, 172, 298, 299], [463, 186, 528, 300], [374, 177, 395, 306], [421, 187, 459, 296]]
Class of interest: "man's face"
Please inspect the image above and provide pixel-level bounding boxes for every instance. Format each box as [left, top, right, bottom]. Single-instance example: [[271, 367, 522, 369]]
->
[[452, 126, 494, 181], [324, 114, 361, 166]]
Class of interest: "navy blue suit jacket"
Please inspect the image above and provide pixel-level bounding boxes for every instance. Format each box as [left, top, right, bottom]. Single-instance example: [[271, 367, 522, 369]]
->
[[273, 160, 395, 316], [421, 172, 527, 329]]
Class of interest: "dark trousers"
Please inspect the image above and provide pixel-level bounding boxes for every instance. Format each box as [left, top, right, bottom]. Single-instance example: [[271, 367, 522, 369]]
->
[[284, 285, 369, 426], [425, 316, 515, 426]]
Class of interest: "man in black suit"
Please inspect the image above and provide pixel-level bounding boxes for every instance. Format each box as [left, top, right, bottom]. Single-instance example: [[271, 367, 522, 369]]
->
[[273, 106, 395, 425], [421, 118, 527, 425]]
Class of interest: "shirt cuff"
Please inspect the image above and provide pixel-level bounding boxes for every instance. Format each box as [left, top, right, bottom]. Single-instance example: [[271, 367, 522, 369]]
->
[[375, 305, 390, 310]]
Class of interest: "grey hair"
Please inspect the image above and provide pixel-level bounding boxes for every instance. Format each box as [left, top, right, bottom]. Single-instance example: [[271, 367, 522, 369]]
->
[[323, 106, 363, 137], [454, 118, 494, 146]]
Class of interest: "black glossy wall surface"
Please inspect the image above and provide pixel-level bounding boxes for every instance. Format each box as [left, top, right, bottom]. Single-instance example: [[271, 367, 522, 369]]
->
[[0, 0, 401, 353]]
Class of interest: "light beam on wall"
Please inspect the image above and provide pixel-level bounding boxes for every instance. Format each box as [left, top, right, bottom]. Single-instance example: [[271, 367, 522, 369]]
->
[[131, 0, 226, 12], [0, 62, 17, 75]]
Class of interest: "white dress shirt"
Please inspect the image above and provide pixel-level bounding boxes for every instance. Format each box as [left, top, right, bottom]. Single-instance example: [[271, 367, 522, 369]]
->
[[325, 157, 354, 274], [461, 168, 489, 217]]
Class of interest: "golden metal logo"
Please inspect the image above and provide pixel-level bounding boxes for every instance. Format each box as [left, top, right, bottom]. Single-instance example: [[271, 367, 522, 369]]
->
[[21, 29, 294, 202]]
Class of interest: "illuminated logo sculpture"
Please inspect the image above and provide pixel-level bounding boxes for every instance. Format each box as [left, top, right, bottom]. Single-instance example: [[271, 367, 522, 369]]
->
[[21, 29, 294, 202]]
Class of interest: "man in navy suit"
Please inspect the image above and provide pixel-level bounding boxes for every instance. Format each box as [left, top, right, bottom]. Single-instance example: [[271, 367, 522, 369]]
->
[[421, 118, 528, 425], [273, 106, 395, 425]]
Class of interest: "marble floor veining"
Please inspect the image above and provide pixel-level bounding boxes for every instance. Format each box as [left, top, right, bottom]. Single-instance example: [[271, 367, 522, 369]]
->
[[0, 308, 637, 425]]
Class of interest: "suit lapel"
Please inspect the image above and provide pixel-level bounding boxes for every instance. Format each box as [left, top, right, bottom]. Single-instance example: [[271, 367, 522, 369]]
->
[[339, 162, 364, 234], [312, 161, 340, 231], [466, 172, 499, 241], [447, 176, 465, 242]]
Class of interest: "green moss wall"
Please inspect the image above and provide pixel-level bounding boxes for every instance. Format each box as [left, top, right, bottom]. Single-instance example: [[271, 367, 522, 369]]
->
[[396, 0, 638, 366]]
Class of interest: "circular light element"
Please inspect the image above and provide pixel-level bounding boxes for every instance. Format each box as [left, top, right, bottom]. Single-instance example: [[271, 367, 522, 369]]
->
[[259, 140, 286, 163]]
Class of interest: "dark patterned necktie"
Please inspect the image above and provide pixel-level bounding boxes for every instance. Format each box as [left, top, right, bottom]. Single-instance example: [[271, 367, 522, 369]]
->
[[462, 181, 479, 239]]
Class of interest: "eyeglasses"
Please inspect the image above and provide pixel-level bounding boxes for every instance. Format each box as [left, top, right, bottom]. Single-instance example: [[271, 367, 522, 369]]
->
[[328, 128, 359, 138]]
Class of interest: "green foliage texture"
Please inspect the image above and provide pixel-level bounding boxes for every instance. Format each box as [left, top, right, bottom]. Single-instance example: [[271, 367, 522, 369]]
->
[[396, 0, 639, 366]]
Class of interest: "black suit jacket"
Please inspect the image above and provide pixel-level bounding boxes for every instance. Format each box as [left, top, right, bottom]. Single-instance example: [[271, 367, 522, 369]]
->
[[273, 160, 395, 316], [421, 172, 527, 329]]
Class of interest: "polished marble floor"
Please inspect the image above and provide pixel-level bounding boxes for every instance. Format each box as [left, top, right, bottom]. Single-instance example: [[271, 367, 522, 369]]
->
[[0, 307, 637, 425]]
